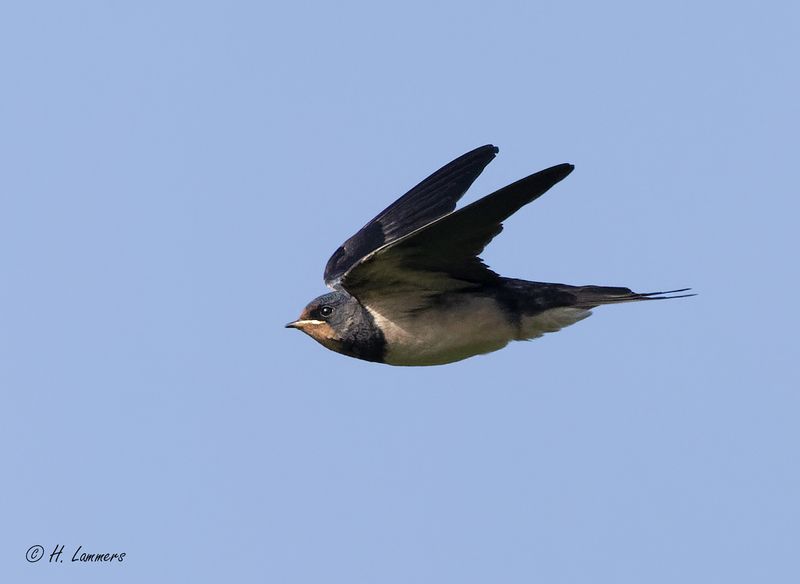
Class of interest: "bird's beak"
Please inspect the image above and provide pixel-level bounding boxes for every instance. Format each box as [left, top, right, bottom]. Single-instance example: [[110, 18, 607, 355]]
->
[[285, 319, 324, 329]]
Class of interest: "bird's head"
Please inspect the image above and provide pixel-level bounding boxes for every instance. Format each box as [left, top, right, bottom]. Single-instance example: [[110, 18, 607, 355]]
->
[[286, 290, 385, 362], [286, 291, 361, 352]]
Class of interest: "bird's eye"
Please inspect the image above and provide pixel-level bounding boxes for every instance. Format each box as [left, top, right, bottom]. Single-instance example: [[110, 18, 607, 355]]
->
[[319, 306, 333, 318]]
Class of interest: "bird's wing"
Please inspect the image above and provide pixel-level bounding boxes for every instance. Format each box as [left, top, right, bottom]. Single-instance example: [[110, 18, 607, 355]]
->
[[338, 162, 575, 309], [324, 145, 498, 287]]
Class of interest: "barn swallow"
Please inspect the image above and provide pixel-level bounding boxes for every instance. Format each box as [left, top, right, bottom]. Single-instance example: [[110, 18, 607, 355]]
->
[[287, 145, 692, 366]]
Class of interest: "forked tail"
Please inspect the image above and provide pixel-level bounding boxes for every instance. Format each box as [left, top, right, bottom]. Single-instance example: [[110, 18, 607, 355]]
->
[[570, 286, 695, 308]]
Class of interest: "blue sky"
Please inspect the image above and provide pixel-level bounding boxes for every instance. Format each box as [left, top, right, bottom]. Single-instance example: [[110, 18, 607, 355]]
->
[[2, 1, 798, 582]]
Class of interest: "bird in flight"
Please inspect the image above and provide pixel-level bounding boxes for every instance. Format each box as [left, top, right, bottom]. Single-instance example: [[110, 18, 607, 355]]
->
[[286, 145, 691, 366]]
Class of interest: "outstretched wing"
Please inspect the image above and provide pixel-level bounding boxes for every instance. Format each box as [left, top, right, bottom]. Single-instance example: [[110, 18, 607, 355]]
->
[[339, 162, 575, 306], [324, 145, 498, 287]]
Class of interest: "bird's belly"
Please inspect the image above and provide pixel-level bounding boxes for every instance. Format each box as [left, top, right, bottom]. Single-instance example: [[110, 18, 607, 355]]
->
[[368, 297, 516, 366]]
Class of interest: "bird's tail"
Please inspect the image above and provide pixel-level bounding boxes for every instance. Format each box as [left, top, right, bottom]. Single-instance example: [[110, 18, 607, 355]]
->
[[568, 286, 695, 309]]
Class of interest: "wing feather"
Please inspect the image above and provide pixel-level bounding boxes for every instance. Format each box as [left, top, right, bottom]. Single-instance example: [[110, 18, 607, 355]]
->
[[324, 145, 498, 287], [340, 162, 574, 302]]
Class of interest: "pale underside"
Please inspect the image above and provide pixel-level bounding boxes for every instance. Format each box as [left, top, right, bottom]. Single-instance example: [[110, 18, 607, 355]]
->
[[366, 295, 590, 366]]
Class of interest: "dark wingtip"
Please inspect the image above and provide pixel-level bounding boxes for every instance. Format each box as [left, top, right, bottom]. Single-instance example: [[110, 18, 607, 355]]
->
[[541, 162, 575, 184], [472, 144, 499, 158]]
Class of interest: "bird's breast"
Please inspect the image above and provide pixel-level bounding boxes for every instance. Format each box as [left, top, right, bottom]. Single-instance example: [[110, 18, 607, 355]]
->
[[366, 295, 516, 366]]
